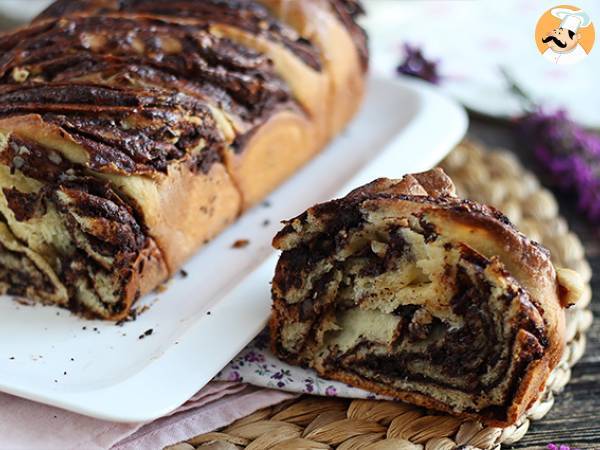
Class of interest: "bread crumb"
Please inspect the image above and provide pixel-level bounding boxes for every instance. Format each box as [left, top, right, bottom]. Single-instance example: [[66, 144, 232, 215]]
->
[[232, 239, 249, 249], [138, 328, 154, 340]]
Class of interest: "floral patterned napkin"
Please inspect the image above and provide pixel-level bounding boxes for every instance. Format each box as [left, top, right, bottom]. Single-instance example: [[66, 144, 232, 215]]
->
[[215, 329, 388, 400]]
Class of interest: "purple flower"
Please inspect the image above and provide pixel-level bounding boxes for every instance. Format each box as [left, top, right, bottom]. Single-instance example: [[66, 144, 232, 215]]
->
[[270, 369, 290, 381], [227, 371, 242, 382], [519, 109, 600, 223], [325, 386, 337, 397], [396, 44, 440, 84], [244, 351, 265, 363], [271, 371, 284, 380]]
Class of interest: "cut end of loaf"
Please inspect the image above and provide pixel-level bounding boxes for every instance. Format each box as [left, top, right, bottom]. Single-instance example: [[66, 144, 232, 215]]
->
[[0, 130, 169, 320]]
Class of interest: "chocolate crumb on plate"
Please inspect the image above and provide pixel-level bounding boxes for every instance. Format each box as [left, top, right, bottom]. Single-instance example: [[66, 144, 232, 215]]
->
[[138, 328, 154, 339], [116, 303, 153, 326], [180, 269, 189, 278], [232, 239, 250, 249]]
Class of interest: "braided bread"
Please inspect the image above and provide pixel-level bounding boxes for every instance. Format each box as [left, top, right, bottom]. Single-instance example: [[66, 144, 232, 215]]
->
[[269, 169, 581, 426], [0, 0, 367, 319]]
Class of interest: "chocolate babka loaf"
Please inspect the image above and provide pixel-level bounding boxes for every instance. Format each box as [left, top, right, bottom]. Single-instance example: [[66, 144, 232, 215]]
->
[[270, 169, 582, 426], [0, 0, 368, 319]]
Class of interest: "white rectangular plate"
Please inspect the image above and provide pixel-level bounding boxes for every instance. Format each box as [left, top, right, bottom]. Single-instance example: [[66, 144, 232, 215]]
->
[[0, 77, 467, 422]]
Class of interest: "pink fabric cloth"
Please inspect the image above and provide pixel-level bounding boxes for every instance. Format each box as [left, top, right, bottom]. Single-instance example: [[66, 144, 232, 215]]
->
[[0, 382, 297, 450]]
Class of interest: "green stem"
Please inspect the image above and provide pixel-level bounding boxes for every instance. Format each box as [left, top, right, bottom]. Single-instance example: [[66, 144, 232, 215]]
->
[[499, 66, 537, 113]]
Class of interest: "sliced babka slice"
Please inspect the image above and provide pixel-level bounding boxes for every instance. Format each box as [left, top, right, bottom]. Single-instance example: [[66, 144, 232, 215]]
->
[[270, 168, 581, 426]]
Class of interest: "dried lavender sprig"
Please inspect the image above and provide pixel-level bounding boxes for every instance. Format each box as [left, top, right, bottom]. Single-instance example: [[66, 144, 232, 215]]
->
[[396, 43, 440, 84], [500, 67, 600, 224], [519, 108, 600, 223], [499, 67, 537, 112]]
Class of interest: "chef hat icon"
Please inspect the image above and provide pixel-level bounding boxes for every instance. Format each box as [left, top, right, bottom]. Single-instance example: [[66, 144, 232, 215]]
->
[[551, 8, 591, 33]]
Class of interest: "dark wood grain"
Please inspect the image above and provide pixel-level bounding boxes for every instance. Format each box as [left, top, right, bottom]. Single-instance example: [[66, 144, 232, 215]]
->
[[469, 119, 600, 450]]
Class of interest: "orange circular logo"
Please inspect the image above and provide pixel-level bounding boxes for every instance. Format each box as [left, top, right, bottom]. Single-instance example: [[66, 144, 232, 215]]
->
[[535, 5, 595, 64]]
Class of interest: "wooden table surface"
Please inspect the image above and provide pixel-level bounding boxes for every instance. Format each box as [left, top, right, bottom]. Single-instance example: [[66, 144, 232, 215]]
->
[[470, 119, 600, 450]]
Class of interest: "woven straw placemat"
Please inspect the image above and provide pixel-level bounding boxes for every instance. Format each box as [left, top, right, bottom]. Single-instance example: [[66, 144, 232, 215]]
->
[[167, 140, 593, 450]]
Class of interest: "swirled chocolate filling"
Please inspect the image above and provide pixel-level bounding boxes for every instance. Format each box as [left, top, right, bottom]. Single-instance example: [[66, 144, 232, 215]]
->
[[34, 0, 323, 71], [0, 135, 158, 318], [0, 15, 291, 122], [0, 83, 224, 175], [0, 239, 57, 299]]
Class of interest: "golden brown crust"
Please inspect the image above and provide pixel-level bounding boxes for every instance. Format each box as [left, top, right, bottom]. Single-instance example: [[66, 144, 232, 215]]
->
[[140, 159, 242, 272], [346, 168, 457, 199], [224, 110, 318, 208], [109, 238, 169, 321], [258, 0, 366, 140], [270, 169, 577, 426]]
